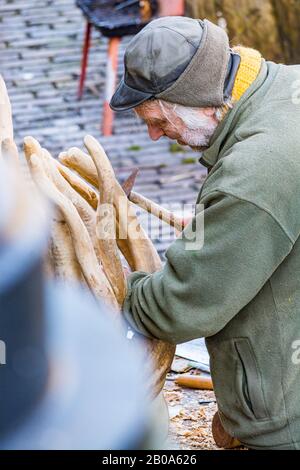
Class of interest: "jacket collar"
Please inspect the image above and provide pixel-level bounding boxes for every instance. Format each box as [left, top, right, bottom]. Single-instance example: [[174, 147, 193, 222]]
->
[[199, 60, 268, 169]]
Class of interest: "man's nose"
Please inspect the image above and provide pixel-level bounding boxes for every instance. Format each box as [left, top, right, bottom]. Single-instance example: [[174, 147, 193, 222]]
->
[[147, 125, 164, 141]]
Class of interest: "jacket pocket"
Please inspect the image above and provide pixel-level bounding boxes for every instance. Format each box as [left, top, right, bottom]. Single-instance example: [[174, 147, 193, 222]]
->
[[234, 338, 269, 420]]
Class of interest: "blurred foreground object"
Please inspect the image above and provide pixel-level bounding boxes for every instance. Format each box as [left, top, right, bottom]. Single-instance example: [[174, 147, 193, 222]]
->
[[0, 158, 156, 450], [0, 75, 14, 145]]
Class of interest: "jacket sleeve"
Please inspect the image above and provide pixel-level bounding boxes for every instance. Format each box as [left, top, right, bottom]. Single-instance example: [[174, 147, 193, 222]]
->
[[122, 190, 293, 344]]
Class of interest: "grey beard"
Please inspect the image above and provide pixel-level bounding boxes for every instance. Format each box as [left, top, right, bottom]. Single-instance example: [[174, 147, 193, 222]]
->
[[182, 124, 218, 150]]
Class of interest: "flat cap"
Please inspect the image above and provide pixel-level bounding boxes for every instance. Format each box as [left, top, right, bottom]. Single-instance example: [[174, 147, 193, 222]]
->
[[110, 16, 237, 111]]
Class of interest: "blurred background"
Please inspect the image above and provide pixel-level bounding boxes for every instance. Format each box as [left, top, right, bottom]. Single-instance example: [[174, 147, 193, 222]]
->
[[186, 0, 300, 64]]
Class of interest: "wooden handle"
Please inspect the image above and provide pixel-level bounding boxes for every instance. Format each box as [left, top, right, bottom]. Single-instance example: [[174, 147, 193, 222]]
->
[[212, 412, 242, 449], [129, 191, 185, 232], [175, 374, 213, 390]]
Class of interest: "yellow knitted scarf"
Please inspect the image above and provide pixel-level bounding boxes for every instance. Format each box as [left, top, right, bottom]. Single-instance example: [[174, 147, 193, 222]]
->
[[231, 46, 262, 102], [219, 46, 262, 119]]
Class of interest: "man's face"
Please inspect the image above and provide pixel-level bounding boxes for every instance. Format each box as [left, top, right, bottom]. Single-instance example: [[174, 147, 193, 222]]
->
[[135, 100, 219, 152]]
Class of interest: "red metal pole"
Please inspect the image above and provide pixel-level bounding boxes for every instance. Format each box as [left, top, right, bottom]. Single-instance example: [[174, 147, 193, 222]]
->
[[78, 21, 92, 100], [102, 37, 120, 136]]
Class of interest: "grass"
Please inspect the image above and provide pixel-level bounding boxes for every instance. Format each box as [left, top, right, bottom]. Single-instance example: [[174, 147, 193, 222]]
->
[[169, 143, 185, 153], [127, 144, 142, 151], [181, 157, 197, 164]]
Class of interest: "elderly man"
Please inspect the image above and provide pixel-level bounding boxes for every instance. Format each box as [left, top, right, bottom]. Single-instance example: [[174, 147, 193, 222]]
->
[[110, 16, 300, 450]]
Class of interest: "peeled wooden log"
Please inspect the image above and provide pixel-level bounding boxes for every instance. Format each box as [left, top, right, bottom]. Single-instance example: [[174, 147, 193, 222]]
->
[[59, 145, 162, 272], [24, 135, 42, 162], [0, 75, 13, 146], [24, 136, 80, 276], [84, 135, 127, 306], [27, 152, 118, 312], [42, 149, 102, 265], [1, 138, 19, 166], [0, 77, 18, 167], [59, 147, 185, 232], [57, 161, 98, 210], [24, 136, 102, 265], [59, 148, 147, 271], [49, 211, 83, 282], [25, 138, 96, 236], [83, 136, 175, 398], [57, 162, 137, 271], [59, 148, 96, 186]]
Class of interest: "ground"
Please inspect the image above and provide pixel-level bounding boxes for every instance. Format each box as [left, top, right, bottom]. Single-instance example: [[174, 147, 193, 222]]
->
[[1, 0, 219, 450], [165, 377, 219, 450]]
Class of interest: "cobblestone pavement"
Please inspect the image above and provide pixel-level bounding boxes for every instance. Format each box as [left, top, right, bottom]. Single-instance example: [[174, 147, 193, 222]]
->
[[0, 0, 207, 255]]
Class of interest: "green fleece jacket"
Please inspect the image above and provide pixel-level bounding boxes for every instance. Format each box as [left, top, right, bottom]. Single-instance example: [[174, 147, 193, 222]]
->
[[123, 59, 300, 449]]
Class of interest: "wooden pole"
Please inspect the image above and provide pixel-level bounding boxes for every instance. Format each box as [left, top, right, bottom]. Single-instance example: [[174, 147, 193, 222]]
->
[[102, 37, 120, 136]]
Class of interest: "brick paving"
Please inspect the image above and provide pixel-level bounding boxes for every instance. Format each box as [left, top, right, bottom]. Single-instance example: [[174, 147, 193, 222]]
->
[[0, 0, 207, 255]]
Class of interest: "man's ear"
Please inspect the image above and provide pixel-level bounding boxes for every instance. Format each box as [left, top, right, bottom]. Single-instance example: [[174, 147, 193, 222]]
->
[[202, 107, 216, 117]]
